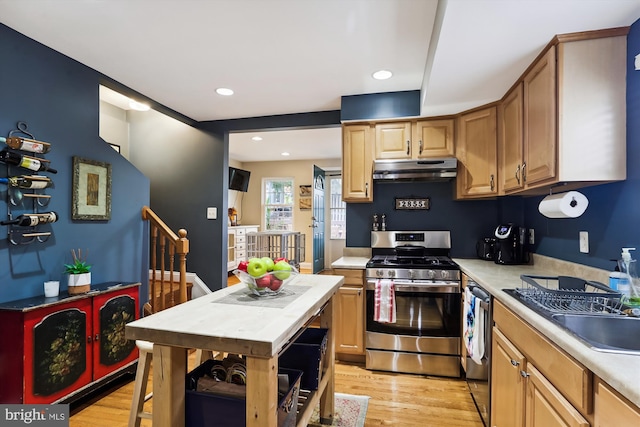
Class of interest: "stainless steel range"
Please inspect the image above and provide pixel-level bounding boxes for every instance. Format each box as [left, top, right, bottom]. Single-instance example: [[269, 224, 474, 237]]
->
[[365, 231, 461, 377]]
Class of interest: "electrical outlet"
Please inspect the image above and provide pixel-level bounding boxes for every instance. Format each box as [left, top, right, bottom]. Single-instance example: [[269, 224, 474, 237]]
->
[[579, 231, 589, 253], [206, 207, 217, 220], [528, 229, 535, 245]]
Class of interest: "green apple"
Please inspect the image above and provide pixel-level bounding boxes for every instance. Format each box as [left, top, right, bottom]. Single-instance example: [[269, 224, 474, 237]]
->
[[273, 260, 292, 280], [261, 257, 275, 271], [247, 258, 268, 277]]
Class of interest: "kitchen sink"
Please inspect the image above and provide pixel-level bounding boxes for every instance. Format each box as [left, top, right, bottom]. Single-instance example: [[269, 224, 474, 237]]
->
[[550, 313, 640, 355]]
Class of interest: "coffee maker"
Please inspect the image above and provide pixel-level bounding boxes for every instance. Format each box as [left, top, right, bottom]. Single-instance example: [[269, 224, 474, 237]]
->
[[494, 223, 527, 265]]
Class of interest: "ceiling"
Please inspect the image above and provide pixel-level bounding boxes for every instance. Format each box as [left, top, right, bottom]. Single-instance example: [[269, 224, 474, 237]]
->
[[2, 0, 640, 162]]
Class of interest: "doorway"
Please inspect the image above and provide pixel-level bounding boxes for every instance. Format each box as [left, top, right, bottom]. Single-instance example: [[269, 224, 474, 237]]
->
[[312, 166, 325, 274]]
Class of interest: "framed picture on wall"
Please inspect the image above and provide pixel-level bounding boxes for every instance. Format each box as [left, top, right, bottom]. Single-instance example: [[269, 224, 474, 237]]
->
[[299, 197, 311, 210], [72, 156, 112, 220], [299, 185, 311, 197]]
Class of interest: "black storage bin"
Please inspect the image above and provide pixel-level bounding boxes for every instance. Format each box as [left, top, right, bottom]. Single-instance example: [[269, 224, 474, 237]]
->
[[279, 327, 328, 390], [185, 359, 302, 427]]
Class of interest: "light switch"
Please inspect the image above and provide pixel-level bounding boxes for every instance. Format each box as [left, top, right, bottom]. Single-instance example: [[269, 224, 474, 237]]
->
[[207, 207, 217, 220], [579, 231, 589, 253]]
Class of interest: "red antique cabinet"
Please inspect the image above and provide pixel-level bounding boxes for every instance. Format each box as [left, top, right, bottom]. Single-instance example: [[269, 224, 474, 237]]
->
[[0, 282, 140, 404]]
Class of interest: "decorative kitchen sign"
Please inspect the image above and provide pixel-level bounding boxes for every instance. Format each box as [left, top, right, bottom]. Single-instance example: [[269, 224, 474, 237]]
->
[[394, 197, 430, 210]]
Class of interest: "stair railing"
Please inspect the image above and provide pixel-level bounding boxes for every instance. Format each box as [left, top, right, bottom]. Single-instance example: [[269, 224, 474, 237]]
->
[[141, 206, 189, 313]]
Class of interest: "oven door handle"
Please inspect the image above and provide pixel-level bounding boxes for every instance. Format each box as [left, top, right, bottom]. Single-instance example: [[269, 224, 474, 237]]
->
[[366, 279, 460, 293]]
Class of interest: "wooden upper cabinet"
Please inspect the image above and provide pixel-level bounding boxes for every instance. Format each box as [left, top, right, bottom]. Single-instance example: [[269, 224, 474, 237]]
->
[[374, 121, 412, 159], [456, 106, 498, 198], [412, 119, 455, 158], [499, 83, 524, 194], [342, 124, 373, 202], [515, 31, 626, 195], [375, 119, 455, 160], [523, 46, 557, 188]]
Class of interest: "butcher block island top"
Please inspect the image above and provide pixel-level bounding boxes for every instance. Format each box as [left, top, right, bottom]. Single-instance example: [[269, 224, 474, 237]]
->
[[126, 273, 344, 427]]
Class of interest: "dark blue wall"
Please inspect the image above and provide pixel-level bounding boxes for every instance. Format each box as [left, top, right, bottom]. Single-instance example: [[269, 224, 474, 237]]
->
[[0, 24, 150, 304], [520, 19, 640, 270], [346, 181, 500, 258], [128, 111, 227, 289], [341, 90, 421, 121]]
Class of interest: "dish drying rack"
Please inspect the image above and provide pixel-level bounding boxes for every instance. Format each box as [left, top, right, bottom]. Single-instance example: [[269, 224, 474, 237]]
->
[[513, 275, 624, 315]]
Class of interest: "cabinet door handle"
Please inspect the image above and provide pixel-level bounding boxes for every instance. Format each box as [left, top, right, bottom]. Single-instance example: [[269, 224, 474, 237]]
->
[[490, 174, 495, 191], [406, 140, 410, 155], [95, 334, 100, 341], [87, 335, 92, 344], [358, 289, 361, 296], [365, 182, 369, 198], [522, 162, 526, 182], [515, 165, 521, 184], [520, 370, 530, 378], [419, 140, 424, 155], [510, 359, 519, 367]]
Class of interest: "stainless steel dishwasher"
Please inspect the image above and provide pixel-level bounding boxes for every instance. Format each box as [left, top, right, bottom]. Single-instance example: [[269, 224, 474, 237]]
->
[[464, 280, 492, 427]]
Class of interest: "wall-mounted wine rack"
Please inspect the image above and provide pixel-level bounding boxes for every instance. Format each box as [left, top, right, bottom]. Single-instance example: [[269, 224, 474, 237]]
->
[[1, 122, 56, 244]]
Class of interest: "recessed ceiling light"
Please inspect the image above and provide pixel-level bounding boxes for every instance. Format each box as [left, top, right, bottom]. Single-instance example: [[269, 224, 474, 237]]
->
[[129, 100, 150, 111], [216, 87, 234, 96], [281, 152, 290, 156], [251, 136, 263, 141], [372, 70, 393, 80]]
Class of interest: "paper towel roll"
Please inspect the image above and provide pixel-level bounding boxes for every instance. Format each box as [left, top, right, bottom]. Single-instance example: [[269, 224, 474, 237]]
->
[[538, 191, 589, 218]]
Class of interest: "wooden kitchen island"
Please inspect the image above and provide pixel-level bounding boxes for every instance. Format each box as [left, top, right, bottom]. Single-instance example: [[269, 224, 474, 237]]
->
[[125, 273, 344, 427]]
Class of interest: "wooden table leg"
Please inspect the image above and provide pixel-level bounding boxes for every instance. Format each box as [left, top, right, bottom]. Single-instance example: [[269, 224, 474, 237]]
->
[[319, 296, 335, 424], [153, 344, 187, 427], [246, 355, 278, 427]]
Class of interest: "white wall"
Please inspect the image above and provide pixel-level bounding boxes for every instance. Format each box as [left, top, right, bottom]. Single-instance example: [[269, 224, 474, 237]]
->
[[99, 101, 130, 158], [238, 158, 342, 269]]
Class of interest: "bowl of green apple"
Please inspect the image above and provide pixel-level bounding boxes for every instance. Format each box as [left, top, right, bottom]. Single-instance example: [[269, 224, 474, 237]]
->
[[233, 256, 297, 296]]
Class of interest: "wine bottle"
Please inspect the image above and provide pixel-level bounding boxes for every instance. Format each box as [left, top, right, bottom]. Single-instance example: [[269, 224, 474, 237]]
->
[[0, 211, 58, 226], [0, 136, 51, 154], [0, 149, 57, 174], [0, 175, 54, 189]]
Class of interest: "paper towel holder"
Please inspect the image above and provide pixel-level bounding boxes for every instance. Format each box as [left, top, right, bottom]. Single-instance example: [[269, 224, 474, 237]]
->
[[538, 190, 589, 219]]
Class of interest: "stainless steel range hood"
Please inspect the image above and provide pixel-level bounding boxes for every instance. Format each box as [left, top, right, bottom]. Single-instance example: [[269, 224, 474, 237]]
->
[[373, 158, 457, 181]]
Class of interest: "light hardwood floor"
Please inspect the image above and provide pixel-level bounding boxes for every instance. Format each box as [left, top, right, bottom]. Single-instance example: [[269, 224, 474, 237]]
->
[[69, 358, 483, 427], [69, 271, 483, 426]]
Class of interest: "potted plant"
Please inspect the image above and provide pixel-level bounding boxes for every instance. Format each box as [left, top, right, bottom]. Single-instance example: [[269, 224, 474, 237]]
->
[[65, 248, 91, 295]]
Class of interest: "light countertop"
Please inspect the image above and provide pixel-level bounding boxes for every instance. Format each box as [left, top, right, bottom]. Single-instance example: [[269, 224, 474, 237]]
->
[[126, 274, 344, 358], [331, 256, 370, 269], [454, 256, 640, 408]]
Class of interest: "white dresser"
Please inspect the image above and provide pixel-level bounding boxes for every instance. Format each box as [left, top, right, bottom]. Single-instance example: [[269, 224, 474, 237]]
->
[[228, 225, 259, 271]]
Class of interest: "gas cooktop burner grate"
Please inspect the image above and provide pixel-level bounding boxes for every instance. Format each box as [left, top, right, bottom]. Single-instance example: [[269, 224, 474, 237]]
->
[[367, 255, 457, 269]]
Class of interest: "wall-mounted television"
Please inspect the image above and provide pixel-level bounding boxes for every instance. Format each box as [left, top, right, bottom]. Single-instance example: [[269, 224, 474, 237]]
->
[[229, 167, 251, 192]]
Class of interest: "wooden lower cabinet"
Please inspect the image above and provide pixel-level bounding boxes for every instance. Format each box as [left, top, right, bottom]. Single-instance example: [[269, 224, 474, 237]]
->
[[332, 268, 365, 358], [491, 327, 526, 427], [492, 301, 590, 427], [594, 378, 640, 427], [526, 363, 589, 427], [0, 283, 140, 403]]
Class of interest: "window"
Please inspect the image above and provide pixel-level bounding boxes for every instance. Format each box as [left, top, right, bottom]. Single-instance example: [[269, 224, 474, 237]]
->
[[263, 178, 294, 230], [329, 177, 346, 239]]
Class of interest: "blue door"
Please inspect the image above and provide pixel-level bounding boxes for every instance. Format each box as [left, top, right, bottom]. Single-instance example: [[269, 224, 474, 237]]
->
[[312, 166, 325, 274]]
